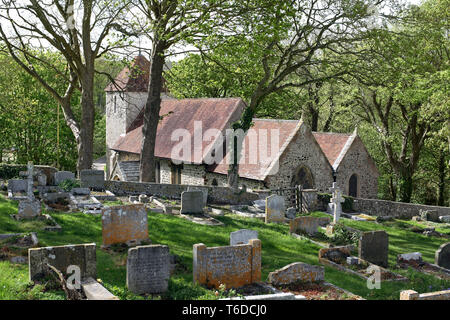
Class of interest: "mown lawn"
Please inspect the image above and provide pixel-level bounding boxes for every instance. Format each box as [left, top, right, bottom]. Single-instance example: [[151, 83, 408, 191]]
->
[[0, 194, 449, 300]]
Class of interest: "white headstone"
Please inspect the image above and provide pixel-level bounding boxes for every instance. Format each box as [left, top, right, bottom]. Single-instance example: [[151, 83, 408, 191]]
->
[[329, 183, 344, 224]]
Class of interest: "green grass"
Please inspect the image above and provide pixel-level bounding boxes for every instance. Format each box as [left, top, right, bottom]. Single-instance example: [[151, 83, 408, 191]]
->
[[0, 193, 449, 300]]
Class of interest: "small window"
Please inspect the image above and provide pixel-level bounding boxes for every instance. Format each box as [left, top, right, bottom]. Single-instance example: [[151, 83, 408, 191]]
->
[[113, 96, 117, 113], [211, 178, 218, 186]]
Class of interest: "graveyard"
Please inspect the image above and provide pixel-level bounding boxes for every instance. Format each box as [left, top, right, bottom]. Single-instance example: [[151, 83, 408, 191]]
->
[[0, 172, 449, 300]]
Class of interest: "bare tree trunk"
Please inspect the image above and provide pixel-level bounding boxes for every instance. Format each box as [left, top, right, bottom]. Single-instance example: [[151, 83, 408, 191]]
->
[[140, 40, 166, 182], [77, 71, 95, 173]]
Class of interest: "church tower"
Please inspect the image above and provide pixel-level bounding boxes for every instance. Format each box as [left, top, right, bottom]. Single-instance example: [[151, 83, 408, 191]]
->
[[104, 55, 170, 179]]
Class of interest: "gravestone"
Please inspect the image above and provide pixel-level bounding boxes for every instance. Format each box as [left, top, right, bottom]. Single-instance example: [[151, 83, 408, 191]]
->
[[17, 162, 41, 219], [265, 195, 285, 223], [435, 242, 450, 270], [358, 231, 389, 267], [54, 171, 75, 186], [180, 191, 204, 214], [268, 262, 324, 285], [230, 229, 258, 246], [329, 183, 344, 224], [80, 169, 105, 190], [289, 216, 330, 236], [187, 186, 208, 207], [127, 245, 170, 294], [18, 200, 41, 219], [28, 243, 96, 281], [420, 209, 440, 223], [101, 204, 149, 247], [8, 179, 27, 193]]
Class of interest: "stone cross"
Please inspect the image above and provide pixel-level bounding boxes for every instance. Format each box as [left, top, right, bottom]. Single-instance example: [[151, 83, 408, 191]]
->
[[25, 161, 34, 200], [329, 183, 344, 223]]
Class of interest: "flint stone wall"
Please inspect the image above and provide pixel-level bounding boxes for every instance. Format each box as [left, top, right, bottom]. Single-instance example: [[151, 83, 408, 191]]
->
[[193, 239, 261, 289], [104, 180, 259, 205], [352, 198, 450, 219]]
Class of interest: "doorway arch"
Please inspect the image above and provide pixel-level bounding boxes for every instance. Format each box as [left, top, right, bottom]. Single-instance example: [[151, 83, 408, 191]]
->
[[291, 165, 315, 189], [349, 174, 358, 197]]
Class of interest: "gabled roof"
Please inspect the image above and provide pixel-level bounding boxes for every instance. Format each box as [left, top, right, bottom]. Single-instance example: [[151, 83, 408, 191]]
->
[[312, 132, 355, 170], [111, 98, 246, 164], [208, 119, 302, 181]]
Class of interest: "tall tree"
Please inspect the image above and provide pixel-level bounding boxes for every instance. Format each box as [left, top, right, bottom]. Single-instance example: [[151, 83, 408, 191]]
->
[[131, 0, 240, 182], [0, 0, 132, 172], [348, 0, 449, 202], [196, 0, 386, 188]]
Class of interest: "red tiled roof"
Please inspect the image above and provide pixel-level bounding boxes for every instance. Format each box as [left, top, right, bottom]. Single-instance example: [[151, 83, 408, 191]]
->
[[312, 132, 352, 167], [111, 98, 246, 164], [208, 119, 301, 181], [104, 55, 168, 93]]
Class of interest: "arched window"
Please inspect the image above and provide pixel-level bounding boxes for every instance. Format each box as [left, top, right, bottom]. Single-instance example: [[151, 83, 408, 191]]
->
[[349, 174, 358, 197], [211, 178, 218, 186], [291, 165, 314, 189]]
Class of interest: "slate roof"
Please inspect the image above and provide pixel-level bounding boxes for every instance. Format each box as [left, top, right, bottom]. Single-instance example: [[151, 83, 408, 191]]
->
[[207, 119, 302, 181], [312, 132, 354, 170], [111, 98, 246, 164]]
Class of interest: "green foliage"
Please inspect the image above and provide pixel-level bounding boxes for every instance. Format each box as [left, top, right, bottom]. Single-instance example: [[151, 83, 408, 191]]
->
[[0, 164, 27, 179], [58, 179, 80, 192], [317, 193, 354, 212], [329, 223, 361, 247]]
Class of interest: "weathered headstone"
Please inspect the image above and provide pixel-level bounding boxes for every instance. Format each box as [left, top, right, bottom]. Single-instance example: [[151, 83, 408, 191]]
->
[[7, 179, 27, 193], [329, 183, 344, 224], [289, 216, 330, 236], [28, 243, 96, 281], [268, 262, 324, 285], [126, 245, 170, 294], [420, 209, 440, 222], [187, 186, 208, 207], [80, 169, 105, 190], [54, 171, 75, 185], [435, 242, 450, 270], [18, 199, 41, 219], [439, 216, 450, 223], [358, 230, 389, 267], [180, 190, 204, 214], [193, 239, 261, 289], [101, 204, 149, 247], [230, 229, 258, 246], [265, 195, 285, 223], [71, 188, 90, 196]]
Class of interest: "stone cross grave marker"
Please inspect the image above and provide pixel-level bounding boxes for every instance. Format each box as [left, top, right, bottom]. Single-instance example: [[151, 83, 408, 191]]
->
[[127, 245, 170, 294], [17, 162, 42, 219], [329, 182, 344, 224]]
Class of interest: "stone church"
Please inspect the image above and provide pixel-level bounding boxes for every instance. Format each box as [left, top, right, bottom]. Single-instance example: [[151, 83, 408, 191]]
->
[[104, 56, 379, 198]]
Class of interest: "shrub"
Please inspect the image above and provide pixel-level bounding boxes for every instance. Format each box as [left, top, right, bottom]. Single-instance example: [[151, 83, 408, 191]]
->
[[0, 163, 27, 180], [58, 179, 80, 192]]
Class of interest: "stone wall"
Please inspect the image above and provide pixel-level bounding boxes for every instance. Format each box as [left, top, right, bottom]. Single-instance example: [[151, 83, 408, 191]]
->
[[104, 180, 259, 205], [181, 164, 205, 185], [204, 172, 266, 190], [352, 198, 450, 218], [334, 137, 378, 199], [193, 239, 261, 289]]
